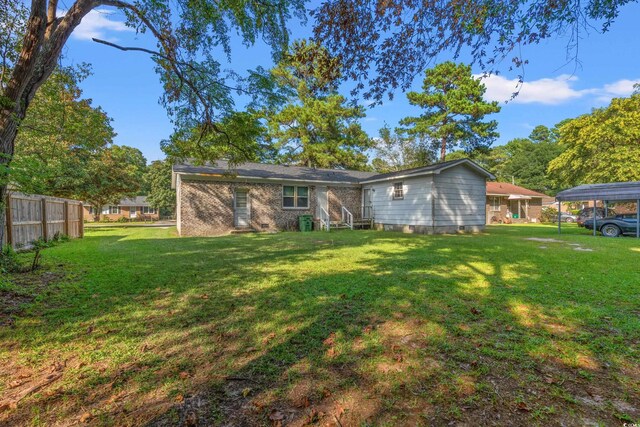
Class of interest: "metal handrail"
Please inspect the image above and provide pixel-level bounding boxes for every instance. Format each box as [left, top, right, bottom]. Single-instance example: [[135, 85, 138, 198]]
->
[[341, 206, 353, 230], [320, 207, 330, 231]]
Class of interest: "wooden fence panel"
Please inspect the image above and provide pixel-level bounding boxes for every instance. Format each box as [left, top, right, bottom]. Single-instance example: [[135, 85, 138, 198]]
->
[[3, 193, 84, 249]]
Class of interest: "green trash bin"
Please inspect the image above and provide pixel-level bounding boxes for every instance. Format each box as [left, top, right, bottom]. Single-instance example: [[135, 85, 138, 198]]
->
[[298, 215, 313, 232], [512, 214, 519, 219]]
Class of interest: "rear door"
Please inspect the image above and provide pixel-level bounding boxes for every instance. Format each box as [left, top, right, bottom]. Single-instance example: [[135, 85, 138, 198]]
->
[[234, 190, 250, 227]]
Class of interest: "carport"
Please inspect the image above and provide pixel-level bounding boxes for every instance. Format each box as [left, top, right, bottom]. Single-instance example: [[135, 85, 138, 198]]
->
[[555, 181, 640, 237]]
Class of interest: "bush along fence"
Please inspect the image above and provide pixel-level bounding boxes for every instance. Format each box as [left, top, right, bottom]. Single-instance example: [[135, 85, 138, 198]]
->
[[2, 193, 84, 249]]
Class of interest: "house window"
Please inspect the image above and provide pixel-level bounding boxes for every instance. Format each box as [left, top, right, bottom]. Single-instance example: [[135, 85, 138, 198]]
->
[[88, 206, 95, 215], [142, 206, 156, 214], [490, 196, 501, 211], [282, 186, 309, 208], [108, 206, 121, 214], [393, 182, 404, 200]]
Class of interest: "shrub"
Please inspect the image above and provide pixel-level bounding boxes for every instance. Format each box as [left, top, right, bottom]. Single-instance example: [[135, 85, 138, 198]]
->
[[1, 244, 19, 274], [116, 217, 129, 223], [541, 207, 559, 223]]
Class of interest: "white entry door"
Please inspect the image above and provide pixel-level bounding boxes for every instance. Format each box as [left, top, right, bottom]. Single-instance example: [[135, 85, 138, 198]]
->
[[316, 186, 328, 219], [234, 190, 250, 227]]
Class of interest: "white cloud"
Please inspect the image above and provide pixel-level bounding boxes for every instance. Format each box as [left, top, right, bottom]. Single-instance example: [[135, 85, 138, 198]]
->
[[65, 9, 132, 42], [475, 74, 640, 105], [476, 74, 585, 105], [602, 79, 639, 96]]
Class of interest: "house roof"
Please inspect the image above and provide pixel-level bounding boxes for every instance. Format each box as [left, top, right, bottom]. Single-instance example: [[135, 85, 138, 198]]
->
[[118, 196, 150, 206], [172, 158, 495, 186], [359, 158, 495, 183], [555, 181, 640, 202], [173, 160, 378, 184], [486, 182, 547, 198]]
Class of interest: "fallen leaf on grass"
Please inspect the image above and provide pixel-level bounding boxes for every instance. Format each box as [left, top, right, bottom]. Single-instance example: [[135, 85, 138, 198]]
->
[[363, 325, 374, 334], [175, 394, 184, 403], [79, 412, 92, 423], [179, 371, 190, 379], [242, 387, 252, 397], [200, 294, 209, 300], [516, 401, 530, 412], [470, 307, 481, 315], [9, 380, 24, 388], [326, 347, 337, 358], [269, 409, 284, 423], [262, 332, 277, 345], [323, 333, 336, 347]]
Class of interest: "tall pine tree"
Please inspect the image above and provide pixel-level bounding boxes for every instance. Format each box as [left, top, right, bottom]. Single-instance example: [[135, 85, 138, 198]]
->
[[400, 62, 500, 162], [262, 40, 373, 170]]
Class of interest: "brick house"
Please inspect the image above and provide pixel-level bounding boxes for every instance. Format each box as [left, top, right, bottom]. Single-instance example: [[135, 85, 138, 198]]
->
[[83, 196, 159, 222], [172, 159, 495, 236], [486, 182, 548, 223]]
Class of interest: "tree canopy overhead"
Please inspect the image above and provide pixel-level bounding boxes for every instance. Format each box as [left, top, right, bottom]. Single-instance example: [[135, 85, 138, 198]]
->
[[313, 0, 635, 103], [399, 62, 500, 162]]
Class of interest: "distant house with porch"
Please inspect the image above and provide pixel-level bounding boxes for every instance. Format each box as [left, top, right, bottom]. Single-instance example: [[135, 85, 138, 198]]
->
[[486, 182, 547, 223], [83, 196, 159, 221]]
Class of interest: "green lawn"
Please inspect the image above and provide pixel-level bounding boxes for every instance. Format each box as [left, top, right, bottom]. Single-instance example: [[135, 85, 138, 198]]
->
[[1, 225, 639, 426]]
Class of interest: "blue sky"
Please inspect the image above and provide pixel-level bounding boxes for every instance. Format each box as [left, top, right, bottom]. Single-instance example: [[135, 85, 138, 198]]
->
[[61, 3, 640, 162]]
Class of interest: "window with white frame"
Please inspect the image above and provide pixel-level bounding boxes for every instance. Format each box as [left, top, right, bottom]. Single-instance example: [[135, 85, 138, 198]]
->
[[282, 186, 309, 208], [107, 206, 120, 214], [490, 196, 501, 211], [393, 182, 404, 200], [142, 206, 156, 214]]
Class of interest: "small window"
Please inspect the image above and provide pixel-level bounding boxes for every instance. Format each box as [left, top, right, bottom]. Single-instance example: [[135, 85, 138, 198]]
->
[[283, 185, 309, 208], [108, 206, 121, 214], [142, 206, 156, 214], [393, 182, 404, 200]]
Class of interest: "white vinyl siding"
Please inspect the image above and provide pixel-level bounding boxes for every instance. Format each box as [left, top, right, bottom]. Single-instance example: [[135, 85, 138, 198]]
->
[[367, 176, 433, 226], [433, 166, 486, 226]]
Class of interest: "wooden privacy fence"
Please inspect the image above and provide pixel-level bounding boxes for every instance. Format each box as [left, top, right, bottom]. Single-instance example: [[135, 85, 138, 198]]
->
[[3, 193, 84, 249]]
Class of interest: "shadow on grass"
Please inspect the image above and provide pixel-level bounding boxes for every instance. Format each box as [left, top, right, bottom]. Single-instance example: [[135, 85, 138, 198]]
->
[[1, 227, 638, 425]]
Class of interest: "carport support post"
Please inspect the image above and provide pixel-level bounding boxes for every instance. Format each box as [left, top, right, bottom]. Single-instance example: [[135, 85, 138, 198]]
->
[[557, 201, 561, 234], [593, 199, 597, 237], [637, 199, 639, 238]]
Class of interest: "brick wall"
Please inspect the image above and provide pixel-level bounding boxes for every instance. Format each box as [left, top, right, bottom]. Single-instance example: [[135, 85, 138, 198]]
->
[[179, 180, 362, 236], [486, 196, 543, 223]]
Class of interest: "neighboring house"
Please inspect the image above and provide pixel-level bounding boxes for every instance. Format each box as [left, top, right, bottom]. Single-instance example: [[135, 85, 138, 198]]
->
[[486, 182, 547, 223], [172, 158, 495, 236], [83, 196, 159, 221]]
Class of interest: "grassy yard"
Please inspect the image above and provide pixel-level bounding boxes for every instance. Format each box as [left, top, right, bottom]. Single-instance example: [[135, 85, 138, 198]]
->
[[1, 225, 639, 426]]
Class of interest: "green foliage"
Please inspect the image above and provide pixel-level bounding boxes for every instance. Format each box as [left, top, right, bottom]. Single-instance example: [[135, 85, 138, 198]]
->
[[162, 111, 266, 166], [262, 41, 374, 170], [548, 95, 640, 187], [400, 62, 500, 161], [11, 65, 116, 196], [81, 145, 147, 218], [372, 125, 434, 172], [1, 244, 18, 274], [492, 126, 564, 194], [540, 207, 559, 223], [144, 159, 176, 216], [10, 65, 146, 212]]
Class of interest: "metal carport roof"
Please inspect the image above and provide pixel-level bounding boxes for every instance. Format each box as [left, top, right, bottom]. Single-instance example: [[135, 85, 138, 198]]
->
[[556, 181, 640, 202], [555, 181, 640, 238]]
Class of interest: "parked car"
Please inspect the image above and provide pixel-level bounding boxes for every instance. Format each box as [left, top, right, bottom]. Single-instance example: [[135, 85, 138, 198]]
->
[[551, 212, 578, 223], [576, 207, 615, 227], [583, 213, 639, 237]]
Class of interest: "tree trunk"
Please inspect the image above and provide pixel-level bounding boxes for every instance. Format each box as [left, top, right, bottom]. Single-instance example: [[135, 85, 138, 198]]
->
[[0, 0, 96, 242], [440, 137, 447, 162]]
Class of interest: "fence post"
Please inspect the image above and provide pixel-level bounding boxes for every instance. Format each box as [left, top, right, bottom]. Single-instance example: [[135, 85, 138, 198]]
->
[[79, 203, 84, 238], [5, 194, 13, 247], [41, 197, 48, 241], [64, 201, 69, 236]]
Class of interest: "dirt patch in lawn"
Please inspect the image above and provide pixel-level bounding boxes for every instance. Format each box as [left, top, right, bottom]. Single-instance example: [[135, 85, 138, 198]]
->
[[0, 267, 67, 327]]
